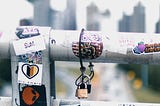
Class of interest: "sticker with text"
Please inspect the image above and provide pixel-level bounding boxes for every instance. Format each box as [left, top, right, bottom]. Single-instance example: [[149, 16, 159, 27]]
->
[[118, 104, 135, 106], [72, 32, 103, 59], [133, 41, 160, 55], [16, 26, 40, 39], [13, 36, 46, 55], [18, 62, 43, 85]]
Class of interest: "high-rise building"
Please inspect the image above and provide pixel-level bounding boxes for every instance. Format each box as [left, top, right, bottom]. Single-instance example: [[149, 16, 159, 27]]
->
[[51, 10, 65, 29], [20, 19, 33, 26], [155, 5, 160, 33], [155, 20, 160, 33], [119, 2, 145, 32], [118, 2, 148, 88], [28, 0, 53, 26], [87, 2, 100, 31], [28, 0, 77, 29], [63, 0, 77, 30], [33, 0, 51, 26], [119, 13, 131, 32]]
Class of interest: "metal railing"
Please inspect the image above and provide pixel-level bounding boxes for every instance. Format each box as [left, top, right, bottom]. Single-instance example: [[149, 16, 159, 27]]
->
[[1, 26, 160, 105]]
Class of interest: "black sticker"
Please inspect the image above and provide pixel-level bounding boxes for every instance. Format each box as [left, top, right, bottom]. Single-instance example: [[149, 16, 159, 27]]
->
[[19, 85, 47, 106]]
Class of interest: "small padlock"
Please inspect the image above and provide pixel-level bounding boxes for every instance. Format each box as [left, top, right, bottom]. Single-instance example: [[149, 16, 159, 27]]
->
[[76, 83, 88, 99], [86, 76, 92, 94], [87, 84, 91, 94]]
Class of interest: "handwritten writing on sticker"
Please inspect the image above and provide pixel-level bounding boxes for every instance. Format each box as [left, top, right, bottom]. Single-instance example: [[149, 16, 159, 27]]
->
[[81, 33, 102, 42], [24, 41, 35, 49], [22, 27, 39, 35], [16, 27, 40, 39], [13, 36, 46, 55]]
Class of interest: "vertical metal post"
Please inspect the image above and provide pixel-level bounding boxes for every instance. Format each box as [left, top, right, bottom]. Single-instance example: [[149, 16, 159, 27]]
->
[[10, 42, 19, 106], [49, 29, 56, 105], [141, 64, 148, 88], [50, 61, 56, 99], [10, 27, 51, 106]]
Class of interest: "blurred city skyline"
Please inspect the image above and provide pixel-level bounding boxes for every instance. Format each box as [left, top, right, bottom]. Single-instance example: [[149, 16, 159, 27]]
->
[[0, 0, 160, 33]]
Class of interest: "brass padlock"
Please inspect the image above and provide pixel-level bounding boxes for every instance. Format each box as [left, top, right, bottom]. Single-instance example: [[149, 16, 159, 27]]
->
[[75, 83, 88, 99], [77, 88, 88, 99]]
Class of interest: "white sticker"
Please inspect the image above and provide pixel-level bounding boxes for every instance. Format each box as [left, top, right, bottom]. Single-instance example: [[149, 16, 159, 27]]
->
[[18, 62, 43, 85], [13, 36, 46, 55]]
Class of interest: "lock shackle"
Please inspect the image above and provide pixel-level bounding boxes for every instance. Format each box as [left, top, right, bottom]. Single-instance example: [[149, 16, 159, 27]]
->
[[88, 62, 94, 80], [82, 74, 91, 84], [75, 73, 83, 86], [75, 72, 91, 86], [78, 28, 85, 69]]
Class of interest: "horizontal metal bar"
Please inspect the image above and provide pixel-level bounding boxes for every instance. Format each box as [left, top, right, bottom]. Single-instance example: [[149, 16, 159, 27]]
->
[[1, 98, 160, 106], [1, 28, 160, 64], [50, 30, 160, 64]]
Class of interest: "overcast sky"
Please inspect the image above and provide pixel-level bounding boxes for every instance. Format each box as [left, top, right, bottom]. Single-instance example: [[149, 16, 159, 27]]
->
[[51, 0, 160, 33], [0, 0, 159, 34], [0, 0, 33, 31]]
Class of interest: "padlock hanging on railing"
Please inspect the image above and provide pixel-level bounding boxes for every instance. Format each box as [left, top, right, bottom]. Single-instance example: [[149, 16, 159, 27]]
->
[[75, 29, 95, 99], [75, 80, 88, 99], [75, 72, 92, 99]]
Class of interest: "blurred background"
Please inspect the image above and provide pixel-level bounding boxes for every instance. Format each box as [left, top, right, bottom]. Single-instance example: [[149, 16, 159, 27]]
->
[[0, 0, 160, 103]]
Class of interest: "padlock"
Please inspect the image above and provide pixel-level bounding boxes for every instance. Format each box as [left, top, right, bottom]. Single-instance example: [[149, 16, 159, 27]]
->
[[75, 83, 88, 99], [85, 76, 92, 94], [87, 84, 91, 94]]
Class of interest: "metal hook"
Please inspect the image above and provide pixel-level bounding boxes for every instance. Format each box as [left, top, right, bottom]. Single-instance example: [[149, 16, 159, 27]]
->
[[75, 73, 83, 86], [88, 62, 94, 80], [15, 98, 20, 106]]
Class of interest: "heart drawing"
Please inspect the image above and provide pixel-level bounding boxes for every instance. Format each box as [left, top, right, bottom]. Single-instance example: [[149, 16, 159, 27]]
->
[[22, 64, 39, 79]]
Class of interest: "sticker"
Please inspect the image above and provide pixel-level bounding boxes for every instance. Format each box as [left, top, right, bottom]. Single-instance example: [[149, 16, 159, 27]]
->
[[16, 27, 40, 39], [19, 85, 47, 106], [133, 41, 160, 55], [18, 62, 43, 85], [72, 32, 103, 59], [21, 64, 39, 79], [118, 104, 135, 106], [13, 36, 46, 55], [81, 32, 102, 42], [18, 51, 42, 64]]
